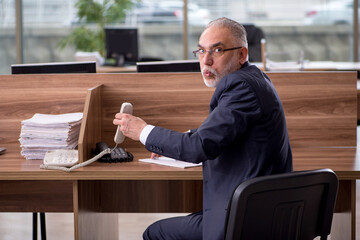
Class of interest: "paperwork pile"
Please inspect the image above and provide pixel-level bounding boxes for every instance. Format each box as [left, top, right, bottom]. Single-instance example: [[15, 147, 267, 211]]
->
[[19, 112, 83, 160]]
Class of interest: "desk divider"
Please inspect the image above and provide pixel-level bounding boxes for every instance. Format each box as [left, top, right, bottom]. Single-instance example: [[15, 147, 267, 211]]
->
[[78, 84, 103, 163]]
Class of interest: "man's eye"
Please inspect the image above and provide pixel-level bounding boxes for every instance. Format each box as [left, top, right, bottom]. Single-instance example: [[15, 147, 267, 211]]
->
[[199, 49, 206, 54], [214, 48, 223, 53]]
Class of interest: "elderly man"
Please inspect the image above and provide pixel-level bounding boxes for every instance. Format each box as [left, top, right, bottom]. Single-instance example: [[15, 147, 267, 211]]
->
[[113, 17, 293, 240]]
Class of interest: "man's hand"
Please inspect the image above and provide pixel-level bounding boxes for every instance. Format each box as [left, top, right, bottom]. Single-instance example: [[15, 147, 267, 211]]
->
[[151, 153, 162, 159], [113, 113, 147, 141]]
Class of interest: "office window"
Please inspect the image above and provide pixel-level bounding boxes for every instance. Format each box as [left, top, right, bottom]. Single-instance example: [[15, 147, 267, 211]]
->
[[0, 0, 77, 74], [22, 0, 76, 64], [1, 0, 359, 74], [124, 0, 192, 61], [189, 0, 357, 63], [0, 0, 16, 74]]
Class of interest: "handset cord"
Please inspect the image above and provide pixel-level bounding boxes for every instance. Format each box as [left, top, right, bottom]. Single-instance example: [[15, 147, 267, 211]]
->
[[40, 144, 118, 172]]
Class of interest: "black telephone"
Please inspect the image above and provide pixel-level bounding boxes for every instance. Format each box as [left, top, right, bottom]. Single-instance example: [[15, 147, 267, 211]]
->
[[94, 142, 133, 163]]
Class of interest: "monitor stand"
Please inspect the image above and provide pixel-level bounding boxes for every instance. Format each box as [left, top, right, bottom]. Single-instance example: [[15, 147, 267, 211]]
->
[[114, 54, 125, 66], [104, 54, 137, 66]]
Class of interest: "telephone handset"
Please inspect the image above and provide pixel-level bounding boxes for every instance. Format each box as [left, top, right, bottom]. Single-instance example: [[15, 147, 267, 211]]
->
[[114, 102, 133, 144], [40, 102, 134, 172]]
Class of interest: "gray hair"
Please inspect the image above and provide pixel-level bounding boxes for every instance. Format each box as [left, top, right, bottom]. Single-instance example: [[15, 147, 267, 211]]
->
[[205, 17, 248, 48]]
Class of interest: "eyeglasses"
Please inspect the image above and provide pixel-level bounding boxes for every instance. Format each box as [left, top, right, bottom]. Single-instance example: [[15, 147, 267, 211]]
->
[[193, 46, 242, 58]]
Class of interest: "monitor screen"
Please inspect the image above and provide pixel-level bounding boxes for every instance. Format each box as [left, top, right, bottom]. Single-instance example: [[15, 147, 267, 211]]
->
[[136, 60, 200, 72], [105, 27, 138, 66], [11, 61, 96, 74]]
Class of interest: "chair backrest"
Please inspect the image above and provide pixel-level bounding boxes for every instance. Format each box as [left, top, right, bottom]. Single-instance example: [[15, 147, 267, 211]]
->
[[224, 169, 338, 240], [243, 24, 265, 62]]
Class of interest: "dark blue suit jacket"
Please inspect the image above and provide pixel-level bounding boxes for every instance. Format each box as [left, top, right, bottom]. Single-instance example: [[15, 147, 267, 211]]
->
[[145, 62, 293, 239]]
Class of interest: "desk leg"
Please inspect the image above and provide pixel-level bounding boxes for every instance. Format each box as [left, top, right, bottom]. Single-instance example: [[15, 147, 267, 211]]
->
[[73, 181, 119, 240], [331, 180, 356, 240]]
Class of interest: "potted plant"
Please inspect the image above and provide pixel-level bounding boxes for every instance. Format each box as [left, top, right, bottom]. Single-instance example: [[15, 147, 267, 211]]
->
[[57, 0, 135, 58]]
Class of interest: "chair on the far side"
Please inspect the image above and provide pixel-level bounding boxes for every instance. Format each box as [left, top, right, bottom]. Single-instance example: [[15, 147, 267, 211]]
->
[[224, 168, 338, 240], [243, 24, 265, 62]]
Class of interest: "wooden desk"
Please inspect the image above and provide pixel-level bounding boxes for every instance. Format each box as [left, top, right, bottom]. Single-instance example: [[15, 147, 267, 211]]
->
[[0, 144, 203, 239], [0, 71, 357, 239], [303, 61, 360, 72], [0, 145, 359, 239]]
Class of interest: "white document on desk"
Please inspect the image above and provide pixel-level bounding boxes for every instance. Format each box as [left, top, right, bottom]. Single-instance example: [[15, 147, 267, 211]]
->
[[139, 157, 202, 169]]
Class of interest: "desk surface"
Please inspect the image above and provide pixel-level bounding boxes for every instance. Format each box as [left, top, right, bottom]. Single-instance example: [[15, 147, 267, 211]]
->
[[1, 144, 360, 181], [0, 145, 202, 181]]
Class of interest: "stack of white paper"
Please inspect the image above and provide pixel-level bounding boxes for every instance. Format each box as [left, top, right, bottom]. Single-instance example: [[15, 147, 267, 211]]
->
[[19, 112, 83, 160]]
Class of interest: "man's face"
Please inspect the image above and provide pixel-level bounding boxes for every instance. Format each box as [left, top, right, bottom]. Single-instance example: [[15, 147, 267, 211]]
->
[[198, 26, 246, 88]]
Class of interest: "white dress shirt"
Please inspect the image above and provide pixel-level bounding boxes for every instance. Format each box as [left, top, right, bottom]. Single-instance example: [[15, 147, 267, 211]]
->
[[139, 124, 155, 145]]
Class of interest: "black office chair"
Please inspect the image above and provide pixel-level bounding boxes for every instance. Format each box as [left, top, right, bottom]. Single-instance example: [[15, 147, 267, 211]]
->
[[243, 24, 265, 62], [224, 168, 338, 240]]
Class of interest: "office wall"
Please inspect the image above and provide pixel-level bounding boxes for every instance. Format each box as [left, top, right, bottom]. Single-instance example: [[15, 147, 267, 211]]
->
[[0, 25, 353, 74]]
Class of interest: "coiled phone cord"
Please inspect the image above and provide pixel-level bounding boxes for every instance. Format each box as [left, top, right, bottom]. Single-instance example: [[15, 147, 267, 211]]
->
[[40, 144, 118, 172]]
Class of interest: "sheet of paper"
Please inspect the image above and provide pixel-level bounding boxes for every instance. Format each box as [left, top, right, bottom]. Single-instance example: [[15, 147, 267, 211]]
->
[[139, 157, 202, 169], [22, 112, 83, 126]]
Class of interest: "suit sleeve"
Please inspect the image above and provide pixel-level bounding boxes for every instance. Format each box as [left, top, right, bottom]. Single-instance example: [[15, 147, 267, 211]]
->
[[145, 80, 261, 163]]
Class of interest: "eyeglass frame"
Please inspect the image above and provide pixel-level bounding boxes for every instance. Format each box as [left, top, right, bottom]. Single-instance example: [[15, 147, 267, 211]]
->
[[193, 46, 243, 58]]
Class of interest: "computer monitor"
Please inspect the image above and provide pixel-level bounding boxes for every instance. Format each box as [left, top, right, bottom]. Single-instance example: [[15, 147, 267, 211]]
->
[[11, 61, 96, 74], [105, 27, 138, 66], [136, 60, 200, 72]]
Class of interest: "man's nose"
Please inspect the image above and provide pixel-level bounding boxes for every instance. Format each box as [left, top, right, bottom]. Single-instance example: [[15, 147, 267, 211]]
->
[[202, 52, 213, 66]]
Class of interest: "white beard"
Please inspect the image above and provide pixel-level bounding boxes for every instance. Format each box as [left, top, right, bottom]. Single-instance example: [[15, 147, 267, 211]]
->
[[201, 66, 219, 88], [201, 55, 240, 88]]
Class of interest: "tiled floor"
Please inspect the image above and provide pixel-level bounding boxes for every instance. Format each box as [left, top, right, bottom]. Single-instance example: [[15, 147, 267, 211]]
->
[[0, 212, 189, 240]]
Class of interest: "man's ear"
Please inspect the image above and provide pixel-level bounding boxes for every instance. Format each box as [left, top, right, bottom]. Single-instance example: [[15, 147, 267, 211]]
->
[[238, 47, 248, 65]]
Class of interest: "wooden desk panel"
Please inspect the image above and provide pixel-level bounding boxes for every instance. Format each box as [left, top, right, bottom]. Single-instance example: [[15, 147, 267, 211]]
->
[[0, 180, 73, 212], [269, 71, 357, 147], [78, 180, 203, 213], [0, 71, 356, 150]]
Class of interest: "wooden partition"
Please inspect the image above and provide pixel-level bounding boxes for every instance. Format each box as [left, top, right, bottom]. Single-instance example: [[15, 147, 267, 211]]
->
[[0, 71, 356, 155], [75, 71, 357, 161], [2, 73, 351, 161], [270, 72, 357, 147]]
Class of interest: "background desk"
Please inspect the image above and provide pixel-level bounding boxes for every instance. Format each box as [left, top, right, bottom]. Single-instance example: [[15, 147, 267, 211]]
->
[[255, 61, 360, 75], [303, 61, 360, 72]]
